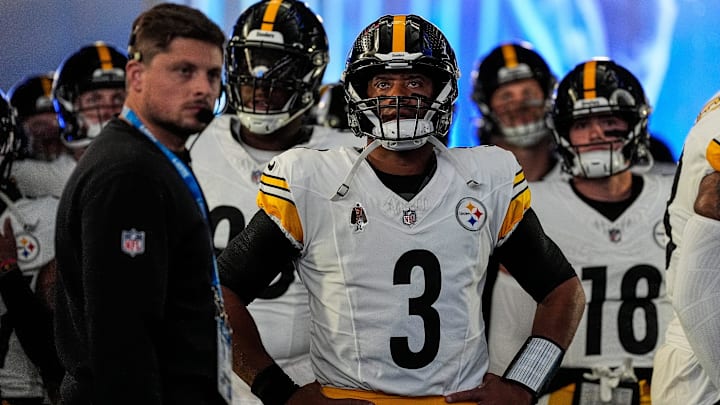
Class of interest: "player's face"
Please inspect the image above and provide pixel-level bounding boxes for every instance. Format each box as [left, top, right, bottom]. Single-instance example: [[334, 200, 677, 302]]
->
[[138, 37, 222, 138], [489, 78, 545, 128], [21, 112, 63, 161], [569, 114, 629, 152], [76, 88, 126, 125], [366, 72, 434, 122]]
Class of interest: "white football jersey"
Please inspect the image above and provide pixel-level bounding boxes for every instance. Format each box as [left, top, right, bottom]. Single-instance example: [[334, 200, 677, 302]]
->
[[489, 175, 672, 372], [0, 195, 58, 398], [190, 114, 364, 393], [11, 153, 77, 198], [256, 145, 530, 395], [653, 91, 720, 405]]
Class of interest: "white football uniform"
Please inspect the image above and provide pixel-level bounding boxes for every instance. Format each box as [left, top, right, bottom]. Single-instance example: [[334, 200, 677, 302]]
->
[[190, 114, 364, 402], [11, 153, 76, 198], [652, 92, 720, 405], [0, 195, 58, 399], [255, 144, 530, 395], [489, 175, 672, 403]]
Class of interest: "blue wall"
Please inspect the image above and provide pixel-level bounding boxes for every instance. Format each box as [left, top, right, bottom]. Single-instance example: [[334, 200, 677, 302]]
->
[[2, 0, 719, 159]]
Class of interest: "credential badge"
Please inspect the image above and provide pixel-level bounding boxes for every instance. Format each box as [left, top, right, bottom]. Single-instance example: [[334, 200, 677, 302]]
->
[[121, 228, 146, 257]]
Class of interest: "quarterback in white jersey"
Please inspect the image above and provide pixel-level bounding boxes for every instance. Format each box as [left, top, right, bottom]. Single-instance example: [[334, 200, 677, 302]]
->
[[218, 14, 585, 405], [652, 91, 720, 404], [490, 59, 673, 405]]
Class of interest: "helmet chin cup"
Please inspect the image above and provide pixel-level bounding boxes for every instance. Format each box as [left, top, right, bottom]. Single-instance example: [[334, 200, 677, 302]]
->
[[572, 149, 629, 178], [236, 111, 291, 135], [498, 119, 550, 147]]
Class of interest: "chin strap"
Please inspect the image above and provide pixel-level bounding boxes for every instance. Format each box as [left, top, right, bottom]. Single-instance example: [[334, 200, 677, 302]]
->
[[427, 136, 480, 188]]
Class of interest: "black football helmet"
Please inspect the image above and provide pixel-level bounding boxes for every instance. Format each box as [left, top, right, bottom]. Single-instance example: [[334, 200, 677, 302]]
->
[[550, 58, 651, 178], [225, 0, 329, 134], [53, 42, 127, 149], [8, 72, 60, 159], [314, 83, 350, 130], [342, 14, 459, 151], [471, 42, 556, 146]]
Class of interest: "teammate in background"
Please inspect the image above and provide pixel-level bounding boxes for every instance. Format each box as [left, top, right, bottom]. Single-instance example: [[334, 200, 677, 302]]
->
[[190, 2, 362, 402], [651, 91, 720, 404], [8, 73, 65, 162], [471, 42, 561, 182], [488, 59, 672, 405], [11, 43, 126, 198], [311, 82, 351, 131], [0, 91, 62, 404], [218, 14, 584, 405]]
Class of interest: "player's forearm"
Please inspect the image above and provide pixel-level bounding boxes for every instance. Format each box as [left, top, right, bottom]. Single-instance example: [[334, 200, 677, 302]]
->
[[532, 276, 585, 349]]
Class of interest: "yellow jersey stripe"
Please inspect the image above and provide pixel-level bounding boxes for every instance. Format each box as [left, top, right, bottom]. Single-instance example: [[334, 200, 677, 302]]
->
[[322, 386, 476, 404], [261, 0, 283, 31], [260, 172, 289, 192], [257, 190, 303, 243], [392, 15, 406, 52], [707, 138, 720, 171], [513, 169, 526, 186], [583, 60, 597, 100], [96, 44, 113, 70], [499, 186, 531, 240], [501, 44, 519, 68]]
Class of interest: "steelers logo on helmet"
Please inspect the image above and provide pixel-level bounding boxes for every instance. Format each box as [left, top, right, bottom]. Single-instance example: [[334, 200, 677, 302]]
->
[[471, 42, 556, 147], [549, 58, 651, 179], [342, 14, 460, 151], [52, 42, 127, 149], [225, 0, 329, 135]]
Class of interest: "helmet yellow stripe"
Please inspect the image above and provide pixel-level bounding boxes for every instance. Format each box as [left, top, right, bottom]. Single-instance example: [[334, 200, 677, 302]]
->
[[392, 15, 407, 52], [40, 76, 52, 97], [261, 0, 283, 31], [96, 44, 113, 70], [583, 60, 597, 99], [501, 44, 519, 68]]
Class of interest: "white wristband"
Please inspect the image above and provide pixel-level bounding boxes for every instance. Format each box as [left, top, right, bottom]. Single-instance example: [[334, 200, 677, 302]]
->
[[503, 336, 564, 396]]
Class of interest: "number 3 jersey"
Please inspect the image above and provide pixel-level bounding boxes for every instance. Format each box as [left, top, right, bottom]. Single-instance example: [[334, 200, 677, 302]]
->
[[190, 114, 363, 386], [490, 175, 672, 373], [256, 145, 530, 395], [0, 195, 58, 398]]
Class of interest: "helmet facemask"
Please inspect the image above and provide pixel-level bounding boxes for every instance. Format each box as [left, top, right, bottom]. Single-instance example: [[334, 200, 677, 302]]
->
[[226, 43, 323, 134]]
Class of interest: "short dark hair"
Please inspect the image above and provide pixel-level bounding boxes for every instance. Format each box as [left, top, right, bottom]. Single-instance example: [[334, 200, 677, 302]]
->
[[128, 3, 225, 63]]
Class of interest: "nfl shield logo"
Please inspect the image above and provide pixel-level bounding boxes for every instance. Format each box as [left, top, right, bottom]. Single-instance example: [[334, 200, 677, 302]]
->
[[402, 209, 417, 226], [609, 228, 622, 243], [121, 229, 146, 257]]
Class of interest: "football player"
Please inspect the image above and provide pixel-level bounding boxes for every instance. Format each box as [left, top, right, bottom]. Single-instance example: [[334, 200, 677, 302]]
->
[[11, 42, 126, 198], [218, 14, 585, 404], [488, 59, 673, 405], [0, 90, 62, 404], [8, 73, 65, 162], [188, 1, 362, 403], [651, 90, 720, 404], [472, 42, 561, 182]]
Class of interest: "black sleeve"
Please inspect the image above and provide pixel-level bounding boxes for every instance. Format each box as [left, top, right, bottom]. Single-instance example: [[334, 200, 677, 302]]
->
[[495, 207, 576, 303], [0, 266, 63, 393], [218, 209, 300, 305]]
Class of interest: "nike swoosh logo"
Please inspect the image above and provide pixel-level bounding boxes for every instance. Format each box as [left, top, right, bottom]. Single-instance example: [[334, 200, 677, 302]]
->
[[268, 161, 276, 170]]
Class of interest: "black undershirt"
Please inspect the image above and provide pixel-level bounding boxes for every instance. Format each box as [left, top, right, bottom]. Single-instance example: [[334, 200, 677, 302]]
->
[[368, 155, 438, 201], [570, 174, 644, 221]]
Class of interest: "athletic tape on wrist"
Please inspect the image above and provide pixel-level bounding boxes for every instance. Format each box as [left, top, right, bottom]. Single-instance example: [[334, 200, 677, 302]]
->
[[251, 363, 299, 405], [503, 336, 564, 396]]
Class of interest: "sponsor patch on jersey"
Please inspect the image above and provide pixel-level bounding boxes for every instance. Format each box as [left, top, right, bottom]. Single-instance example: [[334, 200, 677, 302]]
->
[[609, 228, 622, 243], [456, 197, 487, 231], [402, 209, 417, 226], [121, 228, 145, 257], [15, 232, 40, 263], [350, 203, 368, 232]]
